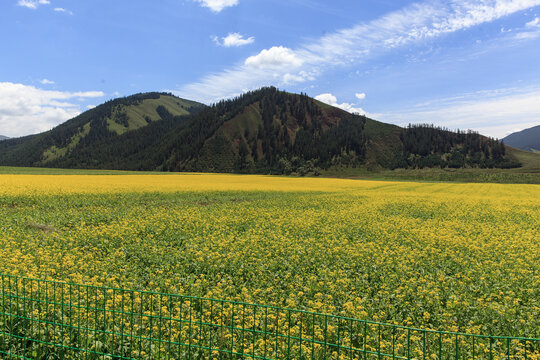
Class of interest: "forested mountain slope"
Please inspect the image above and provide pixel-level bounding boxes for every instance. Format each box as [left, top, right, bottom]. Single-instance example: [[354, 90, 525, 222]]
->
[[0, 87, 519, 173], [0, 93, 204, 167]]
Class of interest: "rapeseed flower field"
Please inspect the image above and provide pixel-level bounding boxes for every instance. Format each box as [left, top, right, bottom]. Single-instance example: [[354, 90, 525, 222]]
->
[[0, 174, 538, 358]]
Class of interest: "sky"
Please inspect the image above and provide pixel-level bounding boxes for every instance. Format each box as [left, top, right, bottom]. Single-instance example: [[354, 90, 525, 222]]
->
[[1, 0, 540, 138]]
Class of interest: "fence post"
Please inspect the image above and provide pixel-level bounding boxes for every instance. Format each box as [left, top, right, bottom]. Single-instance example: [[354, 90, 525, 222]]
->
[[350, 319, 353, 360], [378, 323, 381, 360], [287, 310, 291, 359], [489, 334, 493, 360], [472, 335, 475, 360], [311, 312, 315, 360], [439, 331, 442, 360], [252, 305, 257, 360], [264, 307, 268, 359], [364, 321, 367, 360], [299, 312, 303, 360], [423, 330, 426, 360], [1, 274, 5, 355], [323, 315, 328, 360], [188, 297, 192, 360], [407, 328, 411, 360], [392, 326, 396, 360], [241, 303, 246, 358]]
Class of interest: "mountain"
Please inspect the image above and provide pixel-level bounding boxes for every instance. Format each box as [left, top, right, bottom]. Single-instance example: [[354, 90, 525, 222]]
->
[[0, 135, 8, 141], [503, 125, 540, 152], [0, 87, 520, 173], [0, 92, 204, 167]]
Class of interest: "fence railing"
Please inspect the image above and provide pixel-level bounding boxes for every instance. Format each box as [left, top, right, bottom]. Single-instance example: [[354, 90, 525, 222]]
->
[[0, 273, 538, 359]]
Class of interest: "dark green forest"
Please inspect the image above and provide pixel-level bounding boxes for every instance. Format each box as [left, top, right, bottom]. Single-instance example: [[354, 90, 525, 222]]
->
[[393, 125, 519, 169]]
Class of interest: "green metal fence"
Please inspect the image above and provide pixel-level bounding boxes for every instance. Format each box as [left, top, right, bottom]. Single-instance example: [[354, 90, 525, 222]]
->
[[0, 274, 538, 359]]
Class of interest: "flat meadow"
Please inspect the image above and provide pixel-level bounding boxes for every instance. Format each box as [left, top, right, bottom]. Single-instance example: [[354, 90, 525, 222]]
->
[[0, 173, 538, 354]]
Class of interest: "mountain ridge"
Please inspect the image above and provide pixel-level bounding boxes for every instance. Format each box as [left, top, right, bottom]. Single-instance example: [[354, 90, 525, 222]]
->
[[0, 87, 521, 173], [503, 125, 540, 152]]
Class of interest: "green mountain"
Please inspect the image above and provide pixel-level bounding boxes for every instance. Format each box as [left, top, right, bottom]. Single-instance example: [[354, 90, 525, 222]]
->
[[0, 87, 520, 173], [503, 125, 540, 152], [0, 92, 204, 167]]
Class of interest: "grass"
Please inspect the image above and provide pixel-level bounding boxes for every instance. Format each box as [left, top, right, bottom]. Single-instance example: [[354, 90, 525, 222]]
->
[[220, 103, 261, 141], [508, 146, 540, 169], [323, 146, 540, 184], [107, 95, 194, 135], [2, 147, 539, 184], [42, 123, 91, 163], [3, 165, 538, 184], [364, 118, 400, 138], [0, 166, 160, 175], [322, 167, 540, 184]]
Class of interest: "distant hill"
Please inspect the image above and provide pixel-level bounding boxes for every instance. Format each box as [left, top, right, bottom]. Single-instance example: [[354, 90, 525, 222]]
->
[[503, 125, 540, 152], [0, 135, 8, 141], [0, 87, 519, 173], [0, 92, 204, 167]]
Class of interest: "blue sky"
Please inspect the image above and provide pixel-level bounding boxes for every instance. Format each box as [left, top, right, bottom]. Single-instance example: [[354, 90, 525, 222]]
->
[[1, 0, 539, 138]]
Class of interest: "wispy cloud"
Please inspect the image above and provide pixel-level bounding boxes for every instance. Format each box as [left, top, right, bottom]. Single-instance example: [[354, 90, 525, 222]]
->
[[17, 0, 50, 9], [505, 16, 540, 39], [213, 33, 254, 47], [54, 7, 73, 15], [376, 86, 540, 138], [177, 0, 540, 103], [194, 0, 238, 13], [0, 82, 104, 138], [40, 78, 55, 85]]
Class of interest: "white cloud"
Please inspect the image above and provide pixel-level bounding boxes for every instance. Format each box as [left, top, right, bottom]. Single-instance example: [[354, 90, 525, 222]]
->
[[17, 0, 50, 9], [526, 17, 540, 28], [315, 93, 367, 115], [214, 33, 254, 47], [355, 93, 366, 101], [177, 0, 540, 103], [0, 82, 104, 138], [40, 78, 55, 85], [245, 46, 303, 69], [376, 86, 540, 138], [194, 0, 238, 13], [54, 7, 73, 15]]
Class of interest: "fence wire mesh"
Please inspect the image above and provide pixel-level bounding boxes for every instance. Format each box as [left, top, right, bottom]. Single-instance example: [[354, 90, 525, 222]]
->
[[1, 274, 538, 359]]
